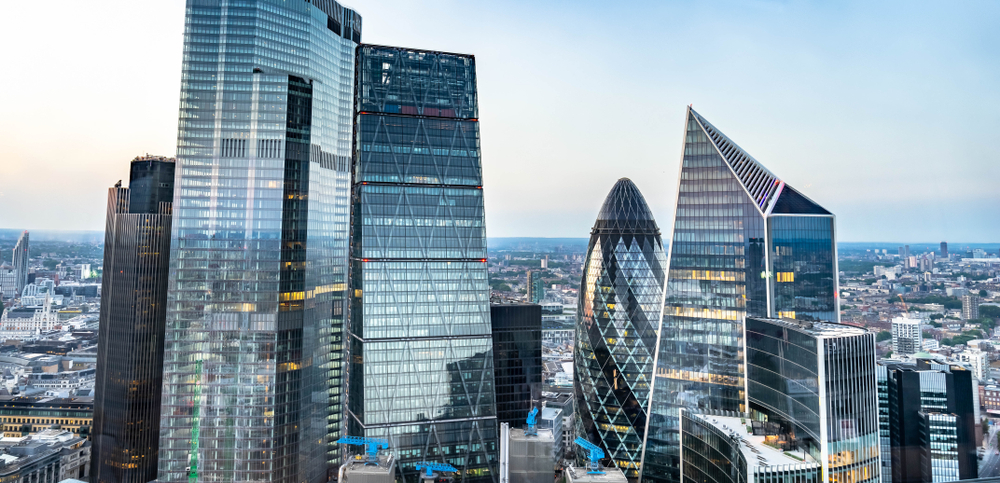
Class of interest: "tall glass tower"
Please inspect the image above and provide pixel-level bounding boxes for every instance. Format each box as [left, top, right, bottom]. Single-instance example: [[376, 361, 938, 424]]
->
[[348, 45, 498, 483], [158, 2, 361, 483], [574, 179, 665, 481], [93, 156, 175, 483], [641, 107, 838, 483], [12, 231, 28, 296]]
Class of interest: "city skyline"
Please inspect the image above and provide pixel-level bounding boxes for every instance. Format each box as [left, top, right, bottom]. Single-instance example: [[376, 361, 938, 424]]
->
[[2, 1, 999, 242]]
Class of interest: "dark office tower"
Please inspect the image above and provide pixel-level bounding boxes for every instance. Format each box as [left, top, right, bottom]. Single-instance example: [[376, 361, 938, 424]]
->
[[490, 303, 543, 426], [527, 271, 544, 303], [940, 241, 948, 257], [641, 107, 838, 483], [575, 179, 666, 481], [12, 231, 28, 296], [348, 45, 498, 483], [881, 358, 978, 483], [158, 2, 361, 483], [92, 156, 175, 483], [744, 317, 880, 483]]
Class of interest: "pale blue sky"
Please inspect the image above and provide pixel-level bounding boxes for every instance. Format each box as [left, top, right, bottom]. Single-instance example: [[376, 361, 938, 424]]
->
[[1, 0, 997, 241]]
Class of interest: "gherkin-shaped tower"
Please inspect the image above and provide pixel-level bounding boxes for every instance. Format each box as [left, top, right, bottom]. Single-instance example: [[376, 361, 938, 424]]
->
[[575, 178, 666, 480]]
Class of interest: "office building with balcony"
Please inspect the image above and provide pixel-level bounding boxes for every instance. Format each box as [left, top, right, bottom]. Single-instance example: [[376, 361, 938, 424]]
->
[[642, 107, 838, 483], [744, 317, 880, 483], [157, 2, 362, 482], [575, 178, 665, 481], [347, 45, 497, 483]]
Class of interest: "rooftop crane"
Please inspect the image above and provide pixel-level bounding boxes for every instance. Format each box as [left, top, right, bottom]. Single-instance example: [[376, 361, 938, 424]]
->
[[574, 437, 605, 474], [525, 407, 539, 436], [334, 436, 389, 465], [415, 461, 458, 481], [898, 294, 910, 316]]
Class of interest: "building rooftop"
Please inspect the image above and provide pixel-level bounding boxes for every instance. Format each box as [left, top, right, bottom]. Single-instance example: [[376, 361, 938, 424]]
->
[[750, 316, 868, 338], [341, 453, 395, 483], [693, 414, 819, 469], [564, 464, 627, 483]]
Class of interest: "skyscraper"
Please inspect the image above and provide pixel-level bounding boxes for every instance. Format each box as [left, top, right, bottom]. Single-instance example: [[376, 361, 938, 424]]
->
[[940, 241, 948, 258], [641, 107, 838, 483], [575, 179, 666, 481], [962, 294, 980, 320], [347, 45, 498, 483], [12, 231, 28, 296], [880, 358, 978, 483], [158, 2, 361, 482], [92, 156, 175, 483], [745, 317, 880, 483], [491, 303, 543, 427], [527, 271, 544, 303]]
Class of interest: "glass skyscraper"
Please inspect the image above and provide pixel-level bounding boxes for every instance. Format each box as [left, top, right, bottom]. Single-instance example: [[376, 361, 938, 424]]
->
[[12, 230, 28, 296], [347, 45, 498, 483], [158, 2, 360, 482], [491, 303, 543, 427], [575, 179, 665, 481], [641, 107, 838, 483], [745, 317, 880, 483], [93, 156, 175, 483]]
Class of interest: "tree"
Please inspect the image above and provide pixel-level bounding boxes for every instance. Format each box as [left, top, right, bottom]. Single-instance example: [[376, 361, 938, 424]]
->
[[43, 259, 58, 270], [876, 331, 892, 342], [930, 314, 944, 320], [981, 290, 989, 297]]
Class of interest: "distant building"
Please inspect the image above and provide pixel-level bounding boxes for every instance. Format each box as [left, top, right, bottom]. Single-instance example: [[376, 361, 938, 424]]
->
[[983, 385, 1000, 416], [491, 303, 543, 427], [0, 396, 93, 437], [940, 242, 948, 258], [538, 406, 564, 465], [879, 358, 978, 483], [527, 271, 545, 304], [91, 155, 174, 483], [962, 294, 980, 320], [891, 317, 923, 358], [11, 231, 29, 296], [956, 350, 987, 381], [745, 317, 879, 482], [0, 266, 15, 300], [680, 411, 821, 483]]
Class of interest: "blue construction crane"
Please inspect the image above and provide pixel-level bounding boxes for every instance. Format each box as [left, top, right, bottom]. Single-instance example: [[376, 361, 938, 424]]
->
[[415, 461, 458, 480], [574, 437, 605, 474], [525, 407, 539, 436], [334, 436, 389, 465]]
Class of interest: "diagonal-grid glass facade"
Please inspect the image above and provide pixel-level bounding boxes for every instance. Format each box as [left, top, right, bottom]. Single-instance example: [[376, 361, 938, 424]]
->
[[159, 2, 360, 482], [347, 45, 498, 483], [575, 178, 665, 481], [641, 108, 838, 483]]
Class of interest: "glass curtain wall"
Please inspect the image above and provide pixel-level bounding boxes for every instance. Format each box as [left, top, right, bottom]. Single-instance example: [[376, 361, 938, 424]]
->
[[159, 2, 360, 483], [574, 178, 665, 480], [347, 45, 498, 483]]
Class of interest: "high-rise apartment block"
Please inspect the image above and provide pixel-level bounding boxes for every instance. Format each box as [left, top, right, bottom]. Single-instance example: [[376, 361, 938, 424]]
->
[[962, 294, 980, 320], [92, 156, 175, 483], [158, 2, 361, 482], [878, 358, 978, 483], [347, 45, 498, 483], [12, 231, 29, 296], [491, 303, 543, 426], [527, 271, 545, 303], [642, 108, 838, 483], [891, 317, 922, 358], [575, 179, 665, 480], [745, 317, 880, 483]]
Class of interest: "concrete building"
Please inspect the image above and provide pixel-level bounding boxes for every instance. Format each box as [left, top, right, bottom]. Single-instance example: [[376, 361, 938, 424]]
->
[[339, 453, 395, 483], [963, 294, 981, 320], [0, 396, 93, 438], [564, 464, 626, 483], [956, 350, 988, 381], [500, 424, 555, 483], [0, 429, 90, 483], [891, 316, 923, 358]]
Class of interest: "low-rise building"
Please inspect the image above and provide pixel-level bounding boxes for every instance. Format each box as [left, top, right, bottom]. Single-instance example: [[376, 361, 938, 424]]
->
[[0, 396, 93, 437], [0, 429, 90, 483]]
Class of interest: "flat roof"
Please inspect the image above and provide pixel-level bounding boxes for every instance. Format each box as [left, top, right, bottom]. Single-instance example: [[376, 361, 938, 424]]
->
[[564, 465, 627, 483], [749, 316, 868, 338], [692, 414, 818, 468]]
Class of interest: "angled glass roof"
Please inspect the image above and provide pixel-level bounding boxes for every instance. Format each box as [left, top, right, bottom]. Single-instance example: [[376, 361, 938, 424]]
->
[[771, 185, 831, 215]]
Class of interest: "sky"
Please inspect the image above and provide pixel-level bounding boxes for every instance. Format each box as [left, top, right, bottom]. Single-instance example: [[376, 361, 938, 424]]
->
[[1, 0, 998, 242]]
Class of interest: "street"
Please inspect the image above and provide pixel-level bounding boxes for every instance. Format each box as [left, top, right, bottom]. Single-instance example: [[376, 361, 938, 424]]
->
[[982, 424, 1000, 477]]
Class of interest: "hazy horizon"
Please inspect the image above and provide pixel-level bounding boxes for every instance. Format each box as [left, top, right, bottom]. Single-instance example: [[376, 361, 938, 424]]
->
[[1, 0, 997, 241]]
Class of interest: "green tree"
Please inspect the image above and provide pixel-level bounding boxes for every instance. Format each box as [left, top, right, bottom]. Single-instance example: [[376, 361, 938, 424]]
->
[[981, 289, 989, 297], [981, 305, 1000, 319], [43, 259, 58, 270], [876, 331, 892, 342]]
